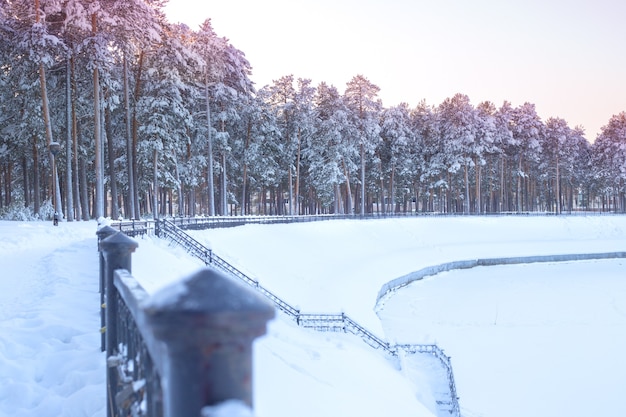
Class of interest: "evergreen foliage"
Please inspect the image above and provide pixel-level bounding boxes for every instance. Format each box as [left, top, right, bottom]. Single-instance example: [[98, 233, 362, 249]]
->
[[1, 0, 625, 219]]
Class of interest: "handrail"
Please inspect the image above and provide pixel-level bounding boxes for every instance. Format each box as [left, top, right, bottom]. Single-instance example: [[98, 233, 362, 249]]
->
[[396, 344, 460, 416], [155, 218, 461, 416], [98, 230, 273, 417]]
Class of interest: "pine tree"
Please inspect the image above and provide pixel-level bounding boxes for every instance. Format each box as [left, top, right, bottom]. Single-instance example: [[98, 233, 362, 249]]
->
[[344, 75, 381, 215]]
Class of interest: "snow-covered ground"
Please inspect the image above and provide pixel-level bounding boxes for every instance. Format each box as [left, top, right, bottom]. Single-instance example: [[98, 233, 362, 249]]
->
[[0, 215, 624, 417]]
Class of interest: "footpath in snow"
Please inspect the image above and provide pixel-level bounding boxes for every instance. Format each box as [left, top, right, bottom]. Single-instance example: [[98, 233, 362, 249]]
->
[[0, 222, 104, 417]]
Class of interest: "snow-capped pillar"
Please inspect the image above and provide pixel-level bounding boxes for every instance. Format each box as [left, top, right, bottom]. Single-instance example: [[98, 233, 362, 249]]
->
[[96, 225, 119, 293], [96, 225, 119, 353], [100, 231, 139, 417], [143, 268, 275, 417], [100, 232, 139, 352]]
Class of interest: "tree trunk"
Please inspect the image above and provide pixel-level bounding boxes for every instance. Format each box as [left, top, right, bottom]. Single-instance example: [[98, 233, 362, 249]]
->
[[92, 14, 104, 219], [131, 51, 144, 219], [464, 162, 470, 214], [295, 127, 302, 215], [104, 105, 119, 219], [174, 155, 183, 216], [64, 58, 74, 221], [3, 163, 11, 207], [71, 57, 81, 219], [123, 53, 136, 219], [390, 163, 396, 214], [205, 76, 215, 216], [360, 143, 365, 216], [474, 158, 482, 214], [153, 149, 159, 219], [555, 153, 561, 214], [39, 65, 63, 218], [79, 145, 90, 220], [32, 139, 40, 215], [22, 156, 30, 208], [342, 159, 353, 214]]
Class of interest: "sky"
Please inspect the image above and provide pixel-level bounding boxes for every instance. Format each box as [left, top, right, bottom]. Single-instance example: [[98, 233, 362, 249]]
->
[[163, 0, 626, 142], [1, 215, 625, 417]]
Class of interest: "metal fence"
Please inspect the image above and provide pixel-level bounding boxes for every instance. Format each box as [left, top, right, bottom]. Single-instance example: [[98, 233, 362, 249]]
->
[[97, 227, 274, 417], [155, 219, 461, 416], [111, 210, 624, 239]]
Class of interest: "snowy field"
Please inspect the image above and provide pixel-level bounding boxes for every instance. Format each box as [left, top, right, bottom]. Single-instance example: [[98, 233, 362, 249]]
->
[[377, 259, 626, 417], [0, 215, 625, 417]]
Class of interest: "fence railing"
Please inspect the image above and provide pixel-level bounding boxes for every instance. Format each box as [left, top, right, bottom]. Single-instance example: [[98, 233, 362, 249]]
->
[[155, 219, 461, 416], [109, 219, 152, 237], [97, 228, 274, 417], [110, 210, 625, 240], [397, 344, 461, 416]]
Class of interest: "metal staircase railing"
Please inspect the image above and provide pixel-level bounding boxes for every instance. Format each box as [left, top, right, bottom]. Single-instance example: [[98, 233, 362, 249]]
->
[[155, 218, 461, 416], [397, 344, 460, 416]]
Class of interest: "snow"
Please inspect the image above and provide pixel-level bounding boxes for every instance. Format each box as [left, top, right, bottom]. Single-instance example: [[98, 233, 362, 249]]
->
[[0, 215, 625, 417], [201, 400, 254, 417]]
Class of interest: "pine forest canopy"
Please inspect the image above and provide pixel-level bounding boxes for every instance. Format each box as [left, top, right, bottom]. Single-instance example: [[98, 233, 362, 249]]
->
[[1, 0, 626, 221]]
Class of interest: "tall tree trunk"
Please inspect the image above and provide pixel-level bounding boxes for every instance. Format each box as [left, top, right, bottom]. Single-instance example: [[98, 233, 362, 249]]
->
[[65, 58, 74, 221], [241, 121, 251, 216], [123, 53, 136, 219], [3, 163, 11, 206], [0, 165, 3, 209], [205, 76, 215, 216], [221, 151, 229, 216], [0, 164, 4, 209], [464, 162, 470, 214], [221, 152, 227, 215], [474, 158, 482, 214], [39, 63, 62, 218], [71, 57, 81, 219], [174, 155, 183, 216], [92, 14, 104, 219], [220, 119, 227, 216], [555, 153, 561, 214], [34, 0, 61, 218], [516, 155, 523, 213], [288, 164, 293, 216], [360, 143, 365, 216], [499, 156, 505, 212], [32, 139, 40, 215], [79, 145, 90, 220], [342, 159, 353, 214], [22, 156, 30, 208], [104, 106, 119, 218], [390, 163, 396, 213], [131, 51, 144, 219], [152, 149, 159, 219], [295, 127, 302, 215]]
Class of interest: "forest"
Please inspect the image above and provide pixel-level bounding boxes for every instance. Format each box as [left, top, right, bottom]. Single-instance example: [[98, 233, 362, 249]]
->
[[1, 0, 626, 221]]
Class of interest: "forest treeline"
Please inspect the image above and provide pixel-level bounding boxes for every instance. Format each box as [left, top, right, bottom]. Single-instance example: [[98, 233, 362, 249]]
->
[[1, 0, 626, 220]]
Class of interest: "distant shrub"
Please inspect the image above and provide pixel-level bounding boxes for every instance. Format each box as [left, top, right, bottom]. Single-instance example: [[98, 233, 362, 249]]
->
[[0, 199, 54, 221]]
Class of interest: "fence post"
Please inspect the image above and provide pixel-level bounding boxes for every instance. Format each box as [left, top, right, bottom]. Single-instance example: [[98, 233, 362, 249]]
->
[[97, 225, 119, 292], [96, 225, 119, 352], [143, 267, 275, 417], [100, 232, 139, 417]]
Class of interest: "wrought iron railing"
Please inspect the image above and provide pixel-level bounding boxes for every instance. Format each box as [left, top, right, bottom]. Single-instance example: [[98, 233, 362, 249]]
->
[[97, 228, 274, 417], [155, 219, 461, 416]]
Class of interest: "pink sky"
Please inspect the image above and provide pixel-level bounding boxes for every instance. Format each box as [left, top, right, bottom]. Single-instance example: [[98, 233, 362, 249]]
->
[[165, 0, 626, 142]]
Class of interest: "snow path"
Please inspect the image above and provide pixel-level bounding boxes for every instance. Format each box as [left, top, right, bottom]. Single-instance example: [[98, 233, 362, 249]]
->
[[0, 223, 105, 417]]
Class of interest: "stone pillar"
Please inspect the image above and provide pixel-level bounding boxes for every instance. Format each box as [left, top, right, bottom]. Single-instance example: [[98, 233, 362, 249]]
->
[[143, 267, 275, 417], [100, 232, 138, 417], [96, 225, 119, 352]]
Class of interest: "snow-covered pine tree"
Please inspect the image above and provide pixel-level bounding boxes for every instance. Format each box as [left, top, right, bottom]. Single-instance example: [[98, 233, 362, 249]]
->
[[344, 75, 381, 215]]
